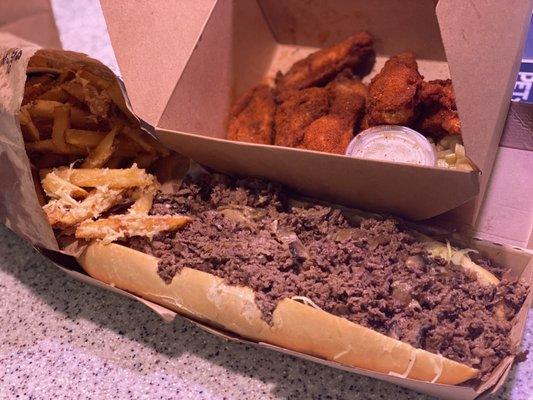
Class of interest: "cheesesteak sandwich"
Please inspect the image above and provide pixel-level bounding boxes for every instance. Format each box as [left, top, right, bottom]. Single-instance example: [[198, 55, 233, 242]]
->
[[77, 173, 528, 385]]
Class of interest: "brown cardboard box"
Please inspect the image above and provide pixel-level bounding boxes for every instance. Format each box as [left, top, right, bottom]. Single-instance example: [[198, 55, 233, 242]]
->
[[100, 0, 530, 224], [0, 1, 532, 399]]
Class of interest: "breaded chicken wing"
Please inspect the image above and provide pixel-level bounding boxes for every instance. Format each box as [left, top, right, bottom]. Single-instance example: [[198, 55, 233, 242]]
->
[[227, 85, 276, 144], [275, 31, 374, 91], [274, 87, 330, 148], [362, 52, 423, 129], [418, 79, 461, 137], [275, 70, 367, 154]]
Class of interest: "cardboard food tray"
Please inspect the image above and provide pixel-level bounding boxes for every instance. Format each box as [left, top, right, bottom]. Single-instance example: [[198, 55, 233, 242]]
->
[[40, 212, 533, 400], [100, 0, 531, 225], [0, 1, 531, 399]]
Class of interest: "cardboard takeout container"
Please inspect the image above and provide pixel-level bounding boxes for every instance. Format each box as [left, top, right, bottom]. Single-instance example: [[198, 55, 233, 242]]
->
[[0, 1, 531, 399], [100, 0, 531, 225]]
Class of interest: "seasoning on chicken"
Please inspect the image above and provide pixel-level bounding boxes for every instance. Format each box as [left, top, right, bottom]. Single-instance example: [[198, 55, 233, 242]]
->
[[275, 70, 367, 154], [227, 85, 276, 144], [275, 31, 374, 91], [417, 79, 461, 138], [361, 52, 423, 129]]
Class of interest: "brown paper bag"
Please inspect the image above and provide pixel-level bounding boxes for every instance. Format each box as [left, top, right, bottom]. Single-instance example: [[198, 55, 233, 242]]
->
[[0, 33, 57, 249]]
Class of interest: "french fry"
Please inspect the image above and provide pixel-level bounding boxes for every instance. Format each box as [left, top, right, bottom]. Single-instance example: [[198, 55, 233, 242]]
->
[[71, 106, 98, 128], [23, 74, 57, 105], [65, 129, 105, 148], [25, 139, 88, 155], [52, 104, 72, 153], [54, 166, 154, 188], [26, 67, 62, 75], [61, 81, 85, 102], [129, 186, 156, 214], [122, 127, 154, 152], [38, 87, 69, 102], [64, 79, 110, 117], [44, 188, 126, 228], [151, 153, 190, 194], [144, 133, 170, 156], [28, 100, 63, 119], [19, 107, 40, 141], [75, 214, 191, 242], [31, 120, 53, 139], [41, 172, 89, 200], [113, 138, 143, 157], [58, 68, 75, 84], [81, 126, 118, 168], [77, 68, 111, 90]]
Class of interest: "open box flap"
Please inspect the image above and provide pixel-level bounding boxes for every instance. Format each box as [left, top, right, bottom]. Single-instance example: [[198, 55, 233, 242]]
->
[[436, 0, 533, 215], [99, 0, 217, 126]]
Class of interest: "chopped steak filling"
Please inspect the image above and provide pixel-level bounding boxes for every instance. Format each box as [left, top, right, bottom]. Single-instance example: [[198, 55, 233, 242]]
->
[[128, 174, 528, 381]]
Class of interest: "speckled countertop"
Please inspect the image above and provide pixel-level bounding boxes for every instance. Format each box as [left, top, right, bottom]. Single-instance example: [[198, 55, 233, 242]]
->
[[0, 1, 532, 399]]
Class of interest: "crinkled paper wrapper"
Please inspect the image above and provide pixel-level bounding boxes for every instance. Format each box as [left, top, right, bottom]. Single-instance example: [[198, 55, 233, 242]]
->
[[0, 33, 57, 249], [0, 32, 531, 400]]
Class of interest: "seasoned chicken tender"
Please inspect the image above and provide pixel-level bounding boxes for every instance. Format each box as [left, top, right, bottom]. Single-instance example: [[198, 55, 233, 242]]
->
[[327, 70, 368, 116], [227, 85, 275, 144], [274, 87, 330, 148], [418, 79, 461, 138], [275, 31, 374, 91], [362, 52, 423, 129], [275, 70, 367, 154]]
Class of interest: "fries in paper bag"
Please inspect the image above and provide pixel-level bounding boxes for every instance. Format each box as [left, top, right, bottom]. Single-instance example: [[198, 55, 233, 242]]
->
[[0, 33, 189, 252]]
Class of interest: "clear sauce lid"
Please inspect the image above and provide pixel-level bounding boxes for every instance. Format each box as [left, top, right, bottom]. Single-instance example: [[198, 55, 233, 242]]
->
[[346, 125, 437, 166]]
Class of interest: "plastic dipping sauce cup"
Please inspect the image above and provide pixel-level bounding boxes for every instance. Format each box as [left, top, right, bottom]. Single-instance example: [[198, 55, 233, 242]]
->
[[345, 125, 437, 166]]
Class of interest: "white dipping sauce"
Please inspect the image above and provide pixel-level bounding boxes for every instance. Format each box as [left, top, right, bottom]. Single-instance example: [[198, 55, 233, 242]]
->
[[346, 125, 437, 166]]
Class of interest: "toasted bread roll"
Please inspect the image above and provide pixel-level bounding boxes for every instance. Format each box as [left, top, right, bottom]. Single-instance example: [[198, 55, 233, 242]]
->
[[79, 242, 479, 385]]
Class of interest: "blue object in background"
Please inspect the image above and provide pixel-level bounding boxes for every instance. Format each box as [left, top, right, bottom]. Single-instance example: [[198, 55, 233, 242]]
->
[[521, 14, 533, 59], [513, 61, 533, 102], [513, 14, 533, 103]]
